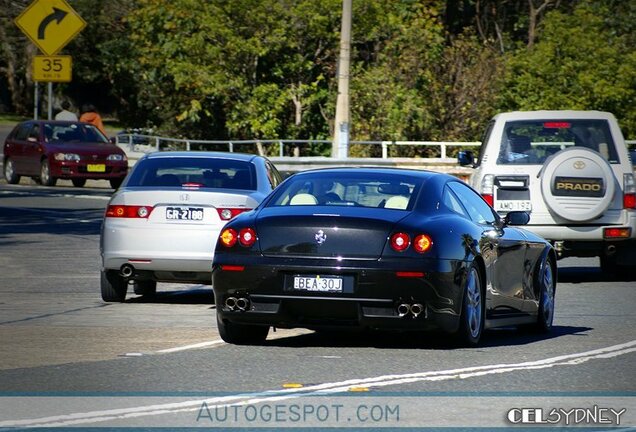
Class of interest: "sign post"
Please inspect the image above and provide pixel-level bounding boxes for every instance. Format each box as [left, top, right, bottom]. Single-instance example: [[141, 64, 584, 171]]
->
[[15, 0, 86, 119]]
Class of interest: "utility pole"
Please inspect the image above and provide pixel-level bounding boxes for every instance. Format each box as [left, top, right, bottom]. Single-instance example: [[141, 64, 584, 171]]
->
[[332, 0, 352, 158]]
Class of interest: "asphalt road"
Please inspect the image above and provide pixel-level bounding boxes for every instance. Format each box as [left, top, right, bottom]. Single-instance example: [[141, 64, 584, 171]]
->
[[0, 183, 635, 429]]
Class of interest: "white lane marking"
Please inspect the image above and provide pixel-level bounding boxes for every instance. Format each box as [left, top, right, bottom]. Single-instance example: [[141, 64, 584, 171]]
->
[[156, 339, 225, 353], [2, 339, 635, 428]]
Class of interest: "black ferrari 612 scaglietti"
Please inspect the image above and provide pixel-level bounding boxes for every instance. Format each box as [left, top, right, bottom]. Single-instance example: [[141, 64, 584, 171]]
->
[[212, 168, 556, 346]]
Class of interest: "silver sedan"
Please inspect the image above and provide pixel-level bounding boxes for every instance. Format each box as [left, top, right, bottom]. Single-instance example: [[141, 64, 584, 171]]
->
[[100, 151, 282, 302]]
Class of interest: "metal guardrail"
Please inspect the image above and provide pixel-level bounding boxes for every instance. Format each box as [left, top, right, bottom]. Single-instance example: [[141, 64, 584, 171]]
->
[[113, 135, 482, 159]]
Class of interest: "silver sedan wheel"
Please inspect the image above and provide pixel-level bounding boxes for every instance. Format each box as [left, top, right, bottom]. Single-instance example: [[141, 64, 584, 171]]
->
[[465, 267, 482, 340]]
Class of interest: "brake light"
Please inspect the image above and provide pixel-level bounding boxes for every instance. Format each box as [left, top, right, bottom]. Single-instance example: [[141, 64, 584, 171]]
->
[[217, 208, 251, 221], [105, 205, 153, 218], [604, 228, 631, 239], [220, 228, 238, 247], [390, 232, 410, 252], [238, 228, 257, 247], [543, 122, 571, 129], [624, 174, 636, 209], [481, 174, 494, 206], [413, 234, 433, 253]]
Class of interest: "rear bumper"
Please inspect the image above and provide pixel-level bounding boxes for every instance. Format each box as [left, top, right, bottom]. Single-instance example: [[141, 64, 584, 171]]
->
[[212, 256, 467, 333], [525, 210, 636, 242], [101, 220, 218, 275], [50, 160, 128, 179]]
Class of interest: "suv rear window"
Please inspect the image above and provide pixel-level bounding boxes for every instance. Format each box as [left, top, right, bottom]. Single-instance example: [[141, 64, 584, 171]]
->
[[126, 157, 256, 190], [497, 119, 618, 165]]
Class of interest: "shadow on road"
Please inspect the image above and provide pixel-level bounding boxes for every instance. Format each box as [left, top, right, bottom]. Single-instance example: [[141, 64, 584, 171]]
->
[[0, 208, 103, 236], [126, 288, 215, 305], [558, 266, 635, 283], [262, 325, 592, 350]]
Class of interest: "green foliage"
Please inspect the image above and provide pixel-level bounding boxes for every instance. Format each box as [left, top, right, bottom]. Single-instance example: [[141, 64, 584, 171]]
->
[[499, 0, 636, 136], [1, 0, 633, 148]]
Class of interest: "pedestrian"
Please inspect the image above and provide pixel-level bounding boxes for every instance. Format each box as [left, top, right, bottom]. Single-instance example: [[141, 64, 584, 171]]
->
[[79, 104, 107, 136], [54, 100, 78, 121]]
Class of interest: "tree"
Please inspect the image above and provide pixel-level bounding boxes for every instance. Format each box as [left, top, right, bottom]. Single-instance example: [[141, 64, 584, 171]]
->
[[499, 0, 636, 136]]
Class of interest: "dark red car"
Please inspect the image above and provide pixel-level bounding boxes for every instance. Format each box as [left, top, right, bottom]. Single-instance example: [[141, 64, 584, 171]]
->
[[3, 120, 128, 188]]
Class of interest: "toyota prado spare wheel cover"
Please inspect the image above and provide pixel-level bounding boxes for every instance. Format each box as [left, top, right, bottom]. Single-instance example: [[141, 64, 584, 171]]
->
[[540, 147, 615, 222]]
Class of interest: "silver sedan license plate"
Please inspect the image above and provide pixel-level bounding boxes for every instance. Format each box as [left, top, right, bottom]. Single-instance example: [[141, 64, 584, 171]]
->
[[166, 207, 204, 221], [293, 275, 343, 292]]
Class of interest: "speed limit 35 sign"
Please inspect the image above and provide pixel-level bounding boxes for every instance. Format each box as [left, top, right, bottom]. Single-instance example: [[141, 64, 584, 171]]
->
[[33, 55, 72, 82]]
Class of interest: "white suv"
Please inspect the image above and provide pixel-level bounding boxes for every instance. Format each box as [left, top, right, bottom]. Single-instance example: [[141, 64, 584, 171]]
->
[[459, 110, 636, 274]]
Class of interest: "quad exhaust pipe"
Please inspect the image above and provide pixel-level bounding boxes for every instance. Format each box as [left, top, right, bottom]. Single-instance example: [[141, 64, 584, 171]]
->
[[397, 303, 411, 317], [397, 302, 425, 318], [225, 296, 250, 312]]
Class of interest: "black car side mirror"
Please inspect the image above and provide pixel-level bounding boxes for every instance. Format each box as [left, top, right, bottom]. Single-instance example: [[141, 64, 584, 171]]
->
[[458, 150, 475, 167], [503, 211, 530, 226]]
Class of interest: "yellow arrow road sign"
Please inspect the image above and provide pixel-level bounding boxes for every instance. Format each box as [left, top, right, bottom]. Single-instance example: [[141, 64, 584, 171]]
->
[[33, 56, 72, 82], [15, 0, 86, 56]]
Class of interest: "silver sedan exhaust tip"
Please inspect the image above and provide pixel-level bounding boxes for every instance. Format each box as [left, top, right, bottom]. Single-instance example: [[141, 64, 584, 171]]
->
[[120, 264, 134, 278]]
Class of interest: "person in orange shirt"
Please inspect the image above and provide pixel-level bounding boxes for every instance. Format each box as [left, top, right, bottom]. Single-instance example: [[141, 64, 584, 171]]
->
[[79, 104, 107, 136]]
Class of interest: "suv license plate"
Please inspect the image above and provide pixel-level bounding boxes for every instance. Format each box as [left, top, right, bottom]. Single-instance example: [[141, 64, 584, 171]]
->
[[495, 200, 532, 212], [293, 275, 343, 292], [166, 207, 204, 221]]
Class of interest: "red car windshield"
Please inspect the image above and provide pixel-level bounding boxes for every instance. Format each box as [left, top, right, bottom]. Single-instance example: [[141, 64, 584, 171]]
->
[[44, 123, 109, 144]]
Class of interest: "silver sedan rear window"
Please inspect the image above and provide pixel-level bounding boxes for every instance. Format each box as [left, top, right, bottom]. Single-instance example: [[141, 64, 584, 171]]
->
[[126, 157, 256, 190]]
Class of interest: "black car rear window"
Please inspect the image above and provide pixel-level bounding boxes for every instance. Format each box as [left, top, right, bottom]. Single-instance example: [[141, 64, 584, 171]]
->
[[268, 171, 422, 209], [125, 157, 256, 190]]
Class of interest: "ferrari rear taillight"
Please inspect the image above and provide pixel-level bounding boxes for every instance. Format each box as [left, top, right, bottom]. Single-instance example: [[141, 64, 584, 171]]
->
[[390, 232, 410, 252], [105, 205, 153, 218], [217, 208, 251, 221], [238, 228, 257, 247], [220, 228, 238, 247], [413, 234, 433, 253], [390, 232, 433, 253], [481, 174, 495, 206], [624, 174, 636, 209], [220, 227, 257, 248]]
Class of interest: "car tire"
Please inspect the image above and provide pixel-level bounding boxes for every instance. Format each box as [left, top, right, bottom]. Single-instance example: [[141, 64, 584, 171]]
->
[[72, 178, 87, 187], [532, 256, 556, 333], [455, 263, 484, 347], [3, 158, 21, 184], [40, 159, 57, 186], [133, 280, 157, 296], [101, 270, 128, 302], [216, 313, 269, 345], [110, 178, 123, 189]]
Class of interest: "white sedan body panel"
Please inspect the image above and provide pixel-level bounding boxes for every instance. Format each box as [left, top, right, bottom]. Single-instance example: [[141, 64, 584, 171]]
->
[[102, 189, 261, 273], [99, 151, 281, 286]]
